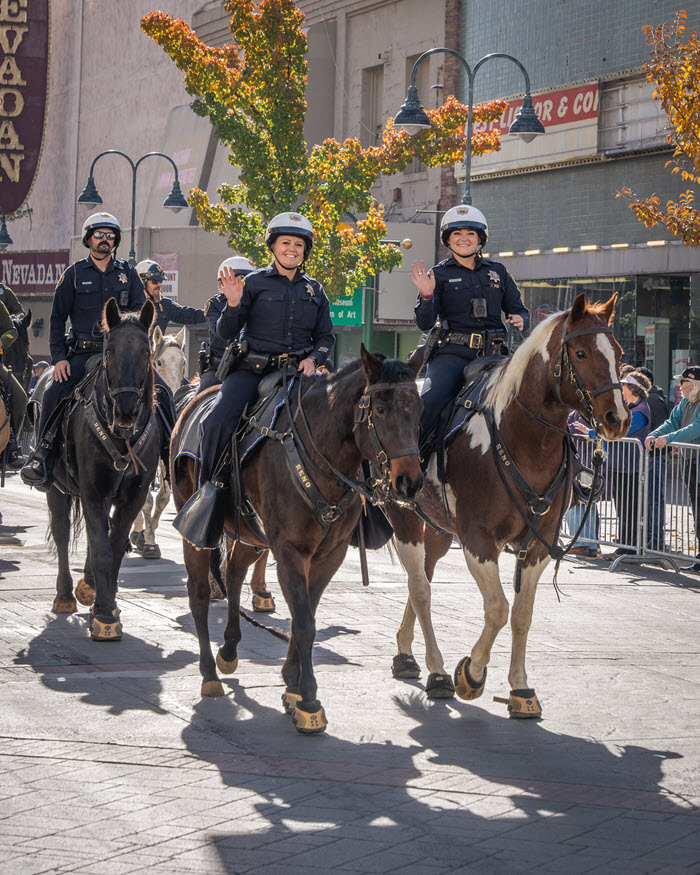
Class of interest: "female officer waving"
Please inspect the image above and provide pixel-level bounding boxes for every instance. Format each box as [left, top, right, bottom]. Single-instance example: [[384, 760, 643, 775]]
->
[[412, 204, 529, 460]]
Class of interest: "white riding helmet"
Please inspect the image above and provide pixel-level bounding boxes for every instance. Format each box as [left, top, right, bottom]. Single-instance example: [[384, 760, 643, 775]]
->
[[81, 212, 121, 248], [440, 205, 488, 246], [136, 259, 167, 284], [218, 256, 257, 279], [265, 212, 314, 256]]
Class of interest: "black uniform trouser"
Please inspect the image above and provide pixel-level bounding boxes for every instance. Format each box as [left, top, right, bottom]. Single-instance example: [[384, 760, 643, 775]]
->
[[37, 354, 176, 440], [420, 352, 475, 439], [198, 364, 264, 486]]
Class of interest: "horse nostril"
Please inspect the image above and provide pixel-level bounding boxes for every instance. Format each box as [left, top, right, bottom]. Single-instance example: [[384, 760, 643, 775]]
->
[[605, 411, 620, 428], [396, 472, 423, 499]]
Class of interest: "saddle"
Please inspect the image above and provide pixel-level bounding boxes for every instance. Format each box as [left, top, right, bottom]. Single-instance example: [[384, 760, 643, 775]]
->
[[423, 353, 506, 483]]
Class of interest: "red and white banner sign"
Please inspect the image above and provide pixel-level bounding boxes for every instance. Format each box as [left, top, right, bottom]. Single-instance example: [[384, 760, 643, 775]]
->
[[475, 83, 599, 134]]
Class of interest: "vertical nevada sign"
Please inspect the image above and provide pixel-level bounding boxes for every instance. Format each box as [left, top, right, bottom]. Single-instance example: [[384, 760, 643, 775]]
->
[[0, 0, 49, 213]]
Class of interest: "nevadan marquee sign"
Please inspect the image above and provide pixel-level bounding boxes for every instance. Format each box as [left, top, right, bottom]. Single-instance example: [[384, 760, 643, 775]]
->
[[0, 0, 49, 213]]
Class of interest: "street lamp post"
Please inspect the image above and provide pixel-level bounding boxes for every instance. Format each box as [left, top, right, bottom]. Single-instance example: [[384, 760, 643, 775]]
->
[[76, 150, 189, 265], [394, 49, 545, 205], [0, 202, 13, 252]]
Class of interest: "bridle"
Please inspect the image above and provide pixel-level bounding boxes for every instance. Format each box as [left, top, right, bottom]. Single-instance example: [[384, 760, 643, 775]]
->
[[553, 322, 622, 431], [102, 329, 152, 433], [352, 381, 420, 499]]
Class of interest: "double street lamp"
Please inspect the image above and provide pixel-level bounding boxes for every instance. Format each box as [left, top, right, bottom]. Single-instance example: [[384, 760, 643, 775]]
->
[[77, 150, 189, 265], [394, 49, 545, 205]]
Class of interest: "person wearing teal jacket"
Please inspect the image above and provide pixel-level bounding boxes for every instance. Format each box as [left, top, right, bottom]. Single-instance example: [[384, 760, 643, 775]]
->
[[647, 366, 700, 570]]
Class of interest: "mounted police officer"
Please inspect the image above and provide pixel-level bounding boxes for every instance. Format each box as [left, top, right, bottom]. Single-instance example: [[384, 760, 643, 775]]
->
[[195, 212, 334, 496], [412, 204, 529, 461], [198, 256, 257, 394], [0, 282, 24, 318], [0, 298, 27, 467], [136, 259, 206, 335], [21, 212, 173, 489]]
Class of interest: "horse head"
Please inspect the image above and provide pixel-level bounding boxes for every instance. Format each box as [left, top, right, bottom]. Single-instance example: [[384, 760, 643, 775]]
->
[[355, 345, 423, 501], [561, 292, 630, 440], [101, 298, 154, 437], [153, 325, 186, 394]]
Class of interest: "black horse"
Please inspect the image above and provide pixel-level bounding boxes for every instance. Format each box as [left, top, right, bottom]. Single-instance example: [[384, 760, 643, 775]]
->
[[171, 347, 423, 734], [48, 299, 161, 641]]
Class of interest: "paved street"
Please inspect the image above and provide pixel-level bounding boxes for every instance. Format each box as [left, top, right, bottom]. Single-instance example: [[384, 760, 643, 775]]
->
[[0, 471, 699, 874]]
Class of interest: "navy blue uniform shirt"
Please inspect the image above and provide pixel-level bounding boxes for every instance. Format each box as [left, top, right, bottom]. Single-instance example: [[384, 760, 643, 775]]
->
[[150, 295, 206, 333], [215, 264, 335, 366], [414, 255, 529, 338], [50, 256, 145, 364], [204, 292, 229, 359]]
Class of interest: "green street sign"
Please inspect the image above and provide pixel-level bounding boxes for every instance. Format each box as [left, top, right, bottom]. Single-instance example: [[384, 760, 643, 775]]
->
[[329, 286, 363, 327]]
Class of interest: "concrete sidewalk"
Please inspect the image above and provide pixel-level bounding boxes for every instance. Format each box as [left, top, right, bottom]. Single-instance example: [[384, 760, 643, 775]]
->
[[0, 472, 699, 874]]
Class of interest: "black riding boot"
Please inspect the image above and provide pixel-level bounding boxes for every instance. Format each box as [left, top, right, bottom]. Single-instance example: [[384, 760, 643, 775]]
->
[[6, 432, 26, 469], [20, 439, 53, 491]]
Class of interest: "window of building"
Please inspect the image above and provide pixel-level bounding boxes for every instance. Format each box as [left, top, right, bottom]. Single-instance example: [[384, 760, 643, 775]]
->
[[360, 64, 384, 149], [599, 77, 670, 155]]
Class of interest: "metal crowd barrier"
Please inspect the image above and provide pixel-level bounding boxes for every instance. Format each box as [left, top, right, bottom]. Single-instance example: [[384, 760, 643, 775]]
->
[[565, 435, 700, 572]]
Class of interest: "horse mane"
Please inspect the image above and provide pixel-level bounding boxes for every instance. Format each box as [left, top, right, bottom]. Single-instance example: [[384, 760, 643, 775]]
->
[[322, 354, 414, 388]]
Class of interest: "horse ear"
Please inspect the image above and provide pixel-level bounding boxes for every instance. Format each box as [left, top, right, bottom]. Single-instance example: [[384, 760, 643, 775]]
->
[[174, 326, 186, 348], [103, 298, 121, 332], [360, 343, 383, 383], [602, 292, 617, 325], [140, 299, 155, 331], [21, 309, 31, 329], [153, 325, 163, 348], [569, 293, 587, 323]]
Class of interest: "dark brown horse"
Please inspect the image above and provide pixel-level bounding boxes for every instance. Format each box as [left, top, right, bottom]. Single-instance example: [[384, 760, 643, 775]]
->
[[171, 347, 423, 734], [386, 293, 630, 717]]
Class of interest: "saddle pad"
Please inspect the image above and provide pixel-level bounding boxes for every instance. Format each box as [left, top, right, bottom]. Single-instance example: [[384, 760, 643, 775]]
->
[[175, 393, 217, 463], [444, 367, 494, 443]]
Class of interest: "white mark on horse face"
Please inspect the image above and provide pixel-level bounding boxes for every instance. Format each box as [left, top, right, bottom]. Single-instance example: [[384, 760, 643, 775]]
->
[[466, 413, 490, 455], [595, 332, 627, 422]]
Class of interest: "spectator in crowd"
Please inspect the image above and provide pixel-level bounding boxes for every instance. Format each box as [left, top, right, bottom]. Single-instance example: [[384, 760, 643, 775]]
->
[[637, 365, 671, 552], [567, 410, 601, 558], [646, 366, 700, 571], [29, 361, 50, 391]]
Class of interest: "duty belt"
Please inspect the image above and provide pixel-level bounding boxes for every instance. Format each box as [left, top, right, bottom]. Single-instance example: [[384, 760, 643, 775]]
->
[[70, 338, 103, 353], [244, 350, 306, 372], [443, 330, 507, 351]]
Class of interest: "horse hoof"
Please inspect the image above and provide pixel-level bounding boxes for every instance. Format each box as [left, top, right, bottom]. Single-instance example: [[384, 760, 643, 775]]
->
[[201, 680, 225, 697], [75, 578, 96, 607], [392, 652, 420, 679], [52, 597, 77, 614], [215, 650, 238, 675], [282, 691, 302, 715], [130, 531, 145, 554], [507, 688, 542, 719], [90, 616, 123, 641], [252, 591, 275, 612], [142, 543, 161, 560], [292, 702, 328, 734], [209, 580, 226, 600], [425, 672, 456, 699], [454, 657, 486, 701]]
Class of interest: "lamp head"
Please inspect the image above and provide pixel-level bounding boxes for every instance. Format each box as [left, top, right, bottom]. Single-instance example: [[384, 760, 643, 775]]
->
[[76, 175, 103, 208], [394, 85, 431, 136], [162, 179, 188, 213], [0, 218, 12, 251], [508, 94, 545, 143]]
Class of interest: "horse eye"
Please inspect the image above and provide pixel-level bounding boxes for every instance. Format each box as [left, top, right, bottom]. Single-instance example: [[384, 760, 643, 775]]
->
[[575, 350, 586, 359], [156, 360, 162, 367], [374, 404, 386, 417]]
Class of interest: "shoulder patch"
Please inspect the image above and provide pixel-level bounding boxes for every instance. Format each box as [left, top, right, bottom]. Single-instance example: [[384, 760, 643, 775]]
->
[[56, 270, 68, 290], [204, 300, 211, 316]]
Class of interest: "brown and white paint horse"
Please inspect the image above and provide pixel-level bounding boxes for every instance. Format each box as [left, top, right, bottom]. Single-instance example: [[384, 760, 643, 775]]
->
[[386, 293, 630, 717]]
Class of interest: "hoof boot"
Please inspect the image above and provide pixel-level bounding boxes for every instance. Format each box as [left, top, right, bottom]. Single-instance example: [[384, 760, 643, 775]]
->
[[454, 657, 486, 701], [209, 579, 226, 601], [392, 652, 420, 679], [282, 691, 302, 715], [142, 543, 161, 560], [292, 702, 327, 735], [252, 591, 275, 612], [52, 597, 78, 614], [130, 531, 145, 554], [425, 672, 456, 699], [507, 688, 542, 719], [75, 578, 96, 607], [90, 615, 122, 641], [216, 650, 238, 675], [201, 680, 225, 697]]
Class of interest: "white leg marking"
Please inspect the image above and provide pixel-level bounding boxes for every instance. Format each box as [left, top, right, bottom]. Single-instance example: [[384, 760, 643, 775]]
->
[[509, 555, 549, 691], [462, 547, 509, 683]]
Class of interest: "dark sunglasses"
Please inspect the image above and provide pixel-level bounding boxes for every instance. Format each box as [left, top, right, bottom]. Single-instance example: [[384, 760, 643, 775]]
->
[[92, 230, 116, 240], [681, 378, 692, 384]]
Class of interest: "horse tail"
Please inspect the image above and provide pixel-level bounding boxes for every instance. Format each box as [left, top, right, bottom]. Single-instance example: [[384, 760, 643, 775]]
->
[[44, 495, 84, 555]]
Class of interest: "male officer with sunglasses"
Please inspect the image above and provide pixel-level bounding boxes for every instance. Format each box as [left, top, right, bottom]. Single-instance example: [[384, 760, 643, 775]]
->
[[22, 212, 146, 488]]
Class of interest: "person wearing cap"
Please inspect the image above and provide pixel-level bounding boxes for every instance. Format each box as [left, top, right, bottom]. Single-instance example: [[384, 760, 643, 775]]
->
[[411, 204, 529, 464], [198, 256, 257, 394], [175, 212, 334, 546], [647, 366, 700, 569], [30, 361, 50, 391], [136, 259, 206, 334]]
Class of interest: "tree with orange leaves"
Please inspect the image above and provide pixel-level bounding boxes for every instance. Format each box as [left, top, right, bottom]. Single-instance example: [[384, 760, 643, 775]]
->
[[142, 0, 506, 297], [619, 10, 700, 246]]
